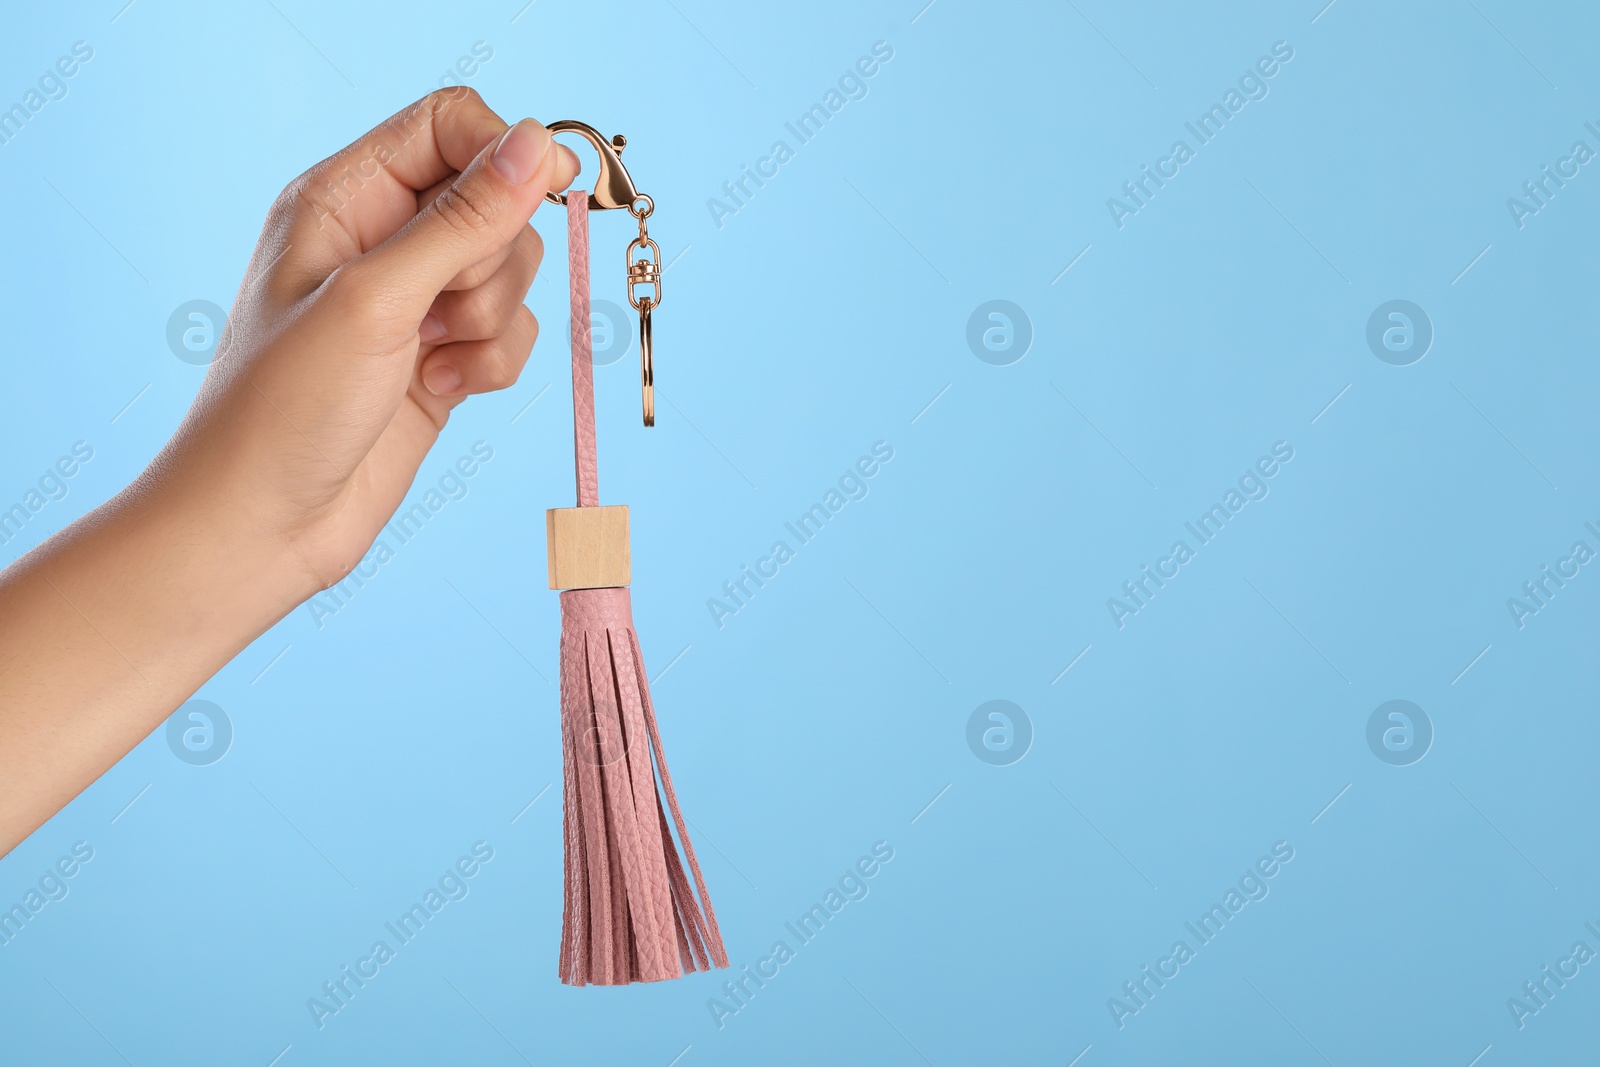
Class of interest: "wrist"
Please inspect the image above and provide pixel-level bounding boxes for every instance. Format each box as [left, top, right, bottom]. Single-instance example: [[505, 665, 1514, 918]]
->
[[0, 441, 318, 853], [122, 460, 323, 631]]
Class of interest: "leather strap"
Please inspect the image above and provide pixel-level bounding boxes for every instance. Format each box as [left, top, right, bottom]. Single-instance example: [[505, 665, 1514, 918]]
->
[[567, 194, 599, 508]]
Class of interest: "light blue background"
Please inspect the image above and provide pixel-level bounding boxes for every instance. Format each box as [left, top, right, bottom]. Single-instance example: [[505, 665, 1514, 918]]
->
[[2, 1, 1598, 1064]]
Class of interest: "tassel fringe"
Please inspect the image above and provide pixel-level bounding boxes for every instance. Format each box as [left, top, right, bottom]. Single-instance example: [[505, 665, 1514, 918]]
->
[[558, 587, 728, 985]]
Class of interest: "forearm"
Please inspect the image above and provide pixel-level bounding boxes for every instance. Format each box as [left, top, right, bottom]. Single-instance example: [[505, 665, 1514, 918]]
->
[[0, 470, 310, 854]]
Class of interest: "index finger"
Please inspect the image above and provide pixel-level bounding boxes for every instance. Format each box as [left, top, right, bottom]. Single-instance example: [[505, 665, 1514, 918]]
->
[[284, 88, 511, 264]]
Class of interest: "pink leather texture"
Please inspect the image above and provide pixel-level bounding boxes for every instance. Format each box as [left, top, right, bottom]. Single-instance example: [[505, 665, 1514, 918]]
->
[[555, 196, 727, 986], [557, 587, 729, 985], [567, 193, 600, 509]]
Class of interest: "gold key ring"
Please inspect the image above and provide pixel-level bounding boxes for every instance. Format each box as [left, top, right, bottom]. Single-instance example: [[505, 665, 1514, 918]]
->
[[626, 197, 660, 429], [638, 296, 654, 427]]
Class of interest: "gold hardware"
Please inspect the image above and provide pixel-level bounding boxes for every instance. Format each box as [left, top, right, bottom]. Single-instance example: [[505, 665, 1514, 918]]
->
[[626, 239, 661, 308], [543, 120, 639, 211], [637, 297, 654, 427], [625, 196, 659, 427], [545, 121, 660, 427]]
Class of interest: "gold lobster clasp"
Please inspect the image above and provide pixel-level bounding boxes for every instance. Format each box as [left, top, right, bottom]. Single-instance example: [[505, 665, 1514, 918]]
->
[[543, 120, 639, 211]]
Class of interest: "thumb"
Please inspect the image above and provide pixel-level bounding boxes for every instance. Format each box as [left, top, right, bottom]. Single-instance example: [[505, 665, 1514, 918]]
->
[[362, 118, 560, 320]]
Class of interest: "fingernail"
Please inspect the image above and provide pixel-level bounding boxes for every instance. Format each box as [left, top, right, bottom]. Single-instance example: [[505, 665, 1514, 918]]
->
[[491, 119, 553, 185], [424, 364, 462, 396], [419, 313, 448, 343]]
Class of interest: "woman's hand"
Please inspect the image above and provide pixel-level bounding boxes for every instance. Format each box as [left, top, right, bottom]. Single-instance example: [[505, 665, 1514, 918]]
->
[[0, 91, 578, 855], [167, 88, 578, 596]]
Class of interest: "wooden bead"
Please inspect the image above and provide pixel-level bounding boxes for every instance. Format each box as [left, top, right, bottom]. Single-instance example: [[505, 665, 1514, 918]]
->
[[546, 505, 630, 590]]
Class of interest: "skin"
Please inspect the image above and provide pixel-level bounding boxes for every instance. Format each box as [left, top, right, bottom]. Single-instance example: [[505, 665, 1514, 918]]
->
[[0, 89, 581, 856]]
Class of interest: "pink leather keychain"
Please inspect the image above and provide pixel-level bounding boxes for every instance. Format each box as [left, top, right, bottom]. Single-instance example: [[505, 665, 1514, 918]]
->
[[543, 122, 727, 986]]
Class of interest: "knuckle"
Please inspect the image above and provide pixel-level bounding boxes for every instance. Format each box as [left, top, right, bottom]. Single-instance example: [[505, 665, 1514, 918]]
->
[[480, 351, 521, 392], [266, 179, 302, 228], [514, 305, 540, 347], [483, 365, 519, 392], [510, 231, 544, 285], [449, 258, 497, 291], [323, 260, 381, 308], [451, 290, 505, 339], [481, 317, 536, 392], [426, 85, 482, 115], [432, 183, 499, 240], [521, 226, 545, 266], [398, 87, 481, 131], [272, 171, 361, 255], [270, 175, 323, 229]]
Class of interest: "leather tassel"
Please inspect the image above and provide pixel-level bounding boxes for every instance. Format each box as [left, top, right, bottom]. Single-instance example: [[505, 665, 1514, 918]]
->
[[556, 588, 727, 984], [550, 190, 727, 986]]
